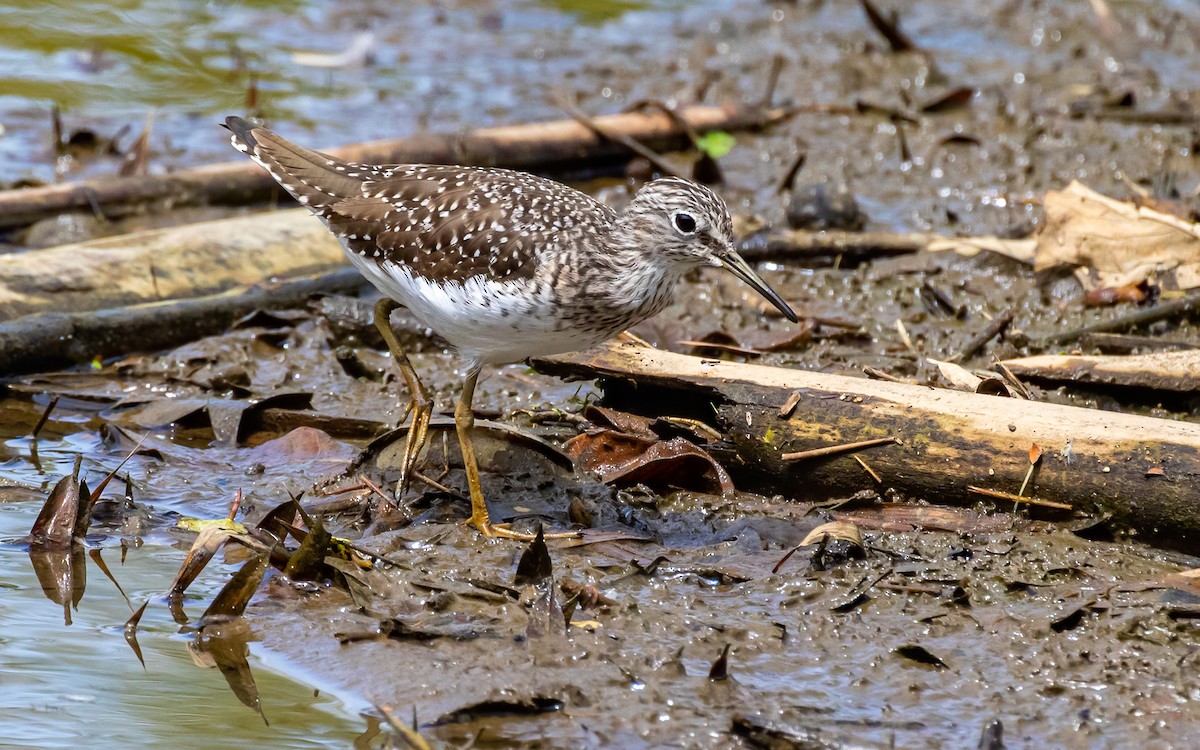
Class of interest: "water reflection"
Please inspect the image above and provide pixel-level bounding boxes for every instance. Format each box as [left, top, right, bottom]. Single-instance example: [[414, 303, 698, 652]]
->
[[190, 618, 267, 724], [27, 543, 87, 626]]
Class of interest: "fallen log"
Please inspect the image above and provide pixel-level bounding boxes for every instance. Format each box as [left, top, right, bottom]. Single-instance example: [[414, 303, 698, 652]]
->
[[0, 209, 341, 320], [0, 104, 788, 230], [534, 341, 1200, 552], [0, 269, 363, 373], [1000, 350, 1200, 393]]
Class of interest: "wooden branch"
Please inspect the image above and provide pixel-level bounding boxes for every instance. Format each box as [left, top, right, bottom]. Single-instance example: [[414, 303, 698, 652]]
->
[[737, 228, 935, 265], [1000, 350, 1200, 393], [533, 341, 1200, 552], [1038, 290, 1200, 346], [0, 105, 788, 230]]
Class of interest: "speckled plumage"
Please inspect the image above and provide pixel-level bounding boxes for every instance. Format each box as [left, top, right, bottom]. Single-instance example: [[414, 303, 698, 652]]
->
[[224, 116, 795, 368]]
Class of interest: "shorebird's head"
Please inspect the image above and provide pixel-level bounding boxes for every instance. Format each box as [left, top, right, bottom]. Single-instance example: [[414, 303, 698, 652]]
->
[[621, 176, 797, 322]]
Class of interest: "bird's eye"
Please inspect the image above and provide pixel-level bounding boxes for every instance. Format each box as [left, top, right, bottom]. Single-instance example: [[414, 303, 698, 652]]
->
[[672, 212, 697, 235]]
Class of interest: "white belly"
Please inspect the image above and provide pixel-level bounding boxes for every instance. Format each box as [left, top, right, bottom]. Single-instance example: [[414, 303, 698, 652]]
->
[[348, 254, 610, 366]]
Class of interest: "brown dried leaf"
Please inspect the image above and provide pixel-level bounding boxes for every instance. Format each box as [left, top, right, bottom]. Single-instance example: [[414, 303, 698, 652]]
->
[[202, 553, 270, 622], [894, 644, 948, 669], [1084, 280, 1150, 307], [580, 406, 658, 440], [928, 358, 983, 392], [1028, 443, 1042, 464], [920, 87, 974, 113], [30, 473, 81, 548], [169, 525, 233, 597], [563, 429, 656, 473], [599, 437, 734, 494], [514, 526, 553, 587], [1036, 181, 1200, 291]]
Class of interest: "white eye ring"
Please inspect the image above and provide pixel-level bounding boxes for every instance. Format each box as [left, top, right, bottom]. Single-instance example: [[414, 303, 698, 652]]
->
[[672, 212, 697, 235]]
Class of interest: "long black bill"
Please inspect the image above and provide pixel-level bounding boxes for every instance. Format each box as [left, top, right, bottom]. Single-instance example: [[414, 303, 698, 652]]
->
[[719, 252, 798, 323]]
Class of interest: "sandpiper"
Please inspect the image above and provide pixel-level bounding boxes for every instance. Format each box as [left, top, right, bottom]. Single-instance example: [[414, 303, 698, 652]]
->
[[224, 116, 796, 538]]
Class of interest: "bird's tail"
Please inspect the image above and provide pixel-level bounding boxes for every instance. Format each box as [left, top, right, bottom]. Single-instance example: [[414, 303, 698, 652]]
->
[[223, 116, 365, 211]]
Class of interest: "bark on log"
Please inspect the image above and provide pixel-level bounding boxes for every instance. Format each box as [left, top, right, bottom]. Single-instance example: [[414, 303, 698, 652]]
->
[[533, 341, 1200, 551], [0, 105, 787, 230], [0, 269, 364, 373], [0, 209, 340, 320]]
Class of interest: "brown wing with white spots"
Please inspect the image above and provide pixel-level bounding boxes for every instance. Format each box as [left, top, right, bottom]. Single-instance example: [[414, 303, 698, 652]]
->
[[328, 166, 614, 283], [224, 116, 615, 285]]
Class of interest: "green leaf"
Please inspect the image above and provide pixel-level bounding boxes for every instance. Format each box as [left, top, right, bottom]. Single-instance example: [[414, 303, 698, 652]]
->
[[694, 130, 735, 159]]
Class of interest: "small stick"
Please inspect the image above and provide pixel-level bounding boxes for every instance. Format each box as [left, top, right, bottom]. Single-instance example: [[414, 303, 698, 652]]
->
[[316, 480, 368, 496], [967, 485, 1072, 510], [895, 318, 917, 353], [782, 437, 898, 462], [411, 470, 464, 499], [760, 53, 785, 108], [777, 390, 802, 418], [618, 330, 653, 348], [852, 454, 882, 483], [360, 474, 405, 510], [31, 395, 59, 439], [1038, 290, 1200, 346], [992, 361, 1032, 400], [658, 416, 723, 442], [950, 310, 1014, 362], [1018, 443, 1042, 498], [862, 366, 907, 383], [227, 487, 243, 521], [556, 98, 684, 178]]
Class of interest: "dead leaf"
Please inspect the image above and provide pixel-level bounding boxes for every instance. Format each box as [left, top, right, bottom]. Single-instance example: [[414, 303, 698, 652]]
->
[[1037, 181, 1200, 291], [244, 427, 357, 470], [597, 436, 734, 494], [563, 429, 656, 473], [581, 406, 659, 440], [921, 87, 974, 113], [514, 526, 553, 587], [928, 358, 983, 392], [1084, 280, 1152, 307], [800, 521, 864, 548], [30, 473, 82, 548]]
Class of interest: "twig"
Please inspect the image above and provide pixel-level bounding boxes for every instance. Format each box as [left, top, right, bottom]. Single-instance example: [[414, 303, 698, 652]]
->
[[782, 437, 898, 462], [360, 474, 410, 511], [1038, 290, 1200, 346], [967, 485, 1072, 510], [862, 366, 908, 383], [852, 454, 882, 483], [31, 395, 59, 439], [950, 310, 1014, 362], [777, 390, 802, 418], [555, 97, 684, 178]]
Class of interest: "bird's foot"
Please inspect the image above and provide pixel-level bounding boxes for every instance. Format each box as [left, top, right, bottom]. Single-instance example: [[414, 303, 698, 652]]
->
[[464, 513, 581, 541], [396, 396, 433, 494]]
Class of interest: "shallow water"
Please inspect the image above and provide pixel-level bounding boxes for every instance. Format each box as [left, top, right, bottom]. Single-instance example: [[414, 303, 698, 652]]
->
[[0, 414, 369, 748]]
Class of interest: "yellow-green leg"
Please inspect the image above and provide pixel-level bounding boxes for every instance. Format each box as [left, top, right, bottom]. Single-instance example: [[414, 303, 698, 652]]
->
[[455, 367, 579, 540], [374, 298, 433, 494]]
